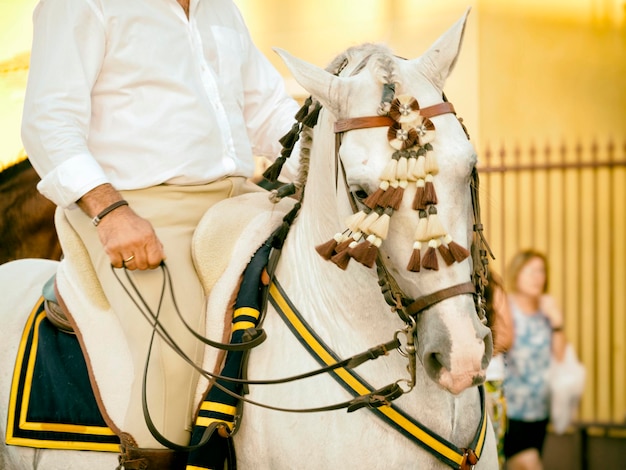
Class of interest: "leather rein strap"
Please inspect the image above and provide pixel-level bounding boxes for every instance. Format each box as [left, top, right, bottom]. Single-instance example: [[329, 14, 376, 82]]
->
[[334, 100, 480, 319]]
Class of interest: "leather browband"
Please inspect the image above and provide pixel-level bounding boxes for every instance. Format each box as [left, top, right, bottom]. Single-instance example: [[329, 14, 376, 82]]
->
[[334, 101, 456, 134]]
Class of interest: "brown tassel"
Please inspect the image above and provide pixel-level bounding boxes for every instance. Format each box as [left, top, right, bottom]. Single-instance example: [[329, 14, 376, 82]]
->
[[335, 237, 353, 254], [422, 177, 438, 206], [413, 181, 426, 211], [387, 185, 405, 211], [448, 240, 470, 262], [315, 238, 339, 260], [438, 241, 455, 266], [377, 186, 396, 208], [407, 242, 421, 272], [363, 187, 385, 209], [421, 243, 439, 271], [330, 246, 352, 270], [349, 239, 378, 268]]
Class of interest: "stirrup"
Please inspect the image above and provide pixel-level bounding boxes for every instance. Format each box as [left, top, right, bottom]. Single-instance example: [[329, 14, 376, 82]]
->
[[116, 433, 188, 470]]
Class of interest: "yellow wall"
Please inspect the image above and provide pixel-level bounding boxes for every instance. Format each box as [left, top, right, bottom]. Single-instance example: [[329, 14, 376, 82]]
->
[[0, 0, 38, 169], [236, 0, 481, 146], [478, 0, 626, 149]]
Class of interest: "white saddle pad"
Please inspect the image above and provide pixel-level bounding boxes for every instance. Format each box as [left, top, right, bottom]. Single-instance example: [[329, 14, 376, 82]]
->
[[53, 192, 296, 431]]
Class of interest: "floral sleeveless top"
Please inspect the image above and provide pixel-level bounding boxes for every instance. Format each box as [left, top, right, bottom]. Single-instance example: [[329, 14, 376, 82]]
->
[[503, 299, 552, 421]]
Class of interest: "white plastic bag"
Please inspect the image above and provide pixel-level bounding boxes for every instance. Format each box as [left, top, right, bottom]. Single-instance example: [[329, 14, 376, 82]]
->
[[549, 343, 586, 434]]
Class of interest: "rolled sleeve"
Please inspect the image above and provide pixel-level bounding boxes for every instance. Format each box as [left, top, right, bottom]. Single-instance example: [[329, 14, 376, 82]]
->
[[37, 154, 109, 208], [22, 0, 107, 207]]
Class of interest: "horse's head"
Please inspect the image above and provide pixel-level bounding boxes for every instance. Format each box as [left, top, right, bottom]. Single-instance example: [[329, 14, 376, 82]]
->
[[275, 9, 492, 395]]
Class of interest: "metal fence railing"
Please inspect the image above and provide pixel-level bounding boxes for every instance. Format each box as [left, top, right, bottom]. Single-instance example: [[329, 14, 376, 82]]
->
[[477, 138, 626, 425]]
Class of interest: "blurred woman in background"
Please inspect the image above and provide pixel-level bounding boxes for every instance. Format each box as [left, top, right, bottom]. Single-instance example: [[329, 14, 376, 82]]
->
[[503, 250, 567, 470]]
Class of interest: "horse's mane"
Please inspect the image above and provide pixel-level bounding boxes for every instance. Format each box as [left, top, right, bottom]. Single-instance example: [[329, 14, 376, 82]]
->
[[325, 43, 398, 86]]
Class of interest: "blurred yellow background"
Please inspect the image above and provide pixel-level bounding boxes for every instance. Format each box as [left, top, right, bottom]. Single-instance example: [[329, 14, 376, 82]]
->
[[1, 0, 625, 429]]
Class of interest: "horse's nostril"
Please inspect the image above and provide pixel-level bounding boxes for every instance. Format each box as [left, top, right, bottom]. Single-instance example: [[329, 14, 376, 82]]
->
[[424, 351, 445, 380]]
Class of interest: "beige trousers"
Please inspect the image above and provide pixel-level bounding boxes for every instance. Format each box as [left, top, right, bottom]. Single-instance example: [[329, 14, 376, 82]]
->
[[65, 177, 256, 448]]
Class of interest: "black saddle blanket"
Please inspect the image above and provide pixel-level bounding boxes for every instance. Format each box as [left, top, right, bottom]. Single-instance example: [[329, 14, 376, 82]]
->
[[6, 297, 120, 451]]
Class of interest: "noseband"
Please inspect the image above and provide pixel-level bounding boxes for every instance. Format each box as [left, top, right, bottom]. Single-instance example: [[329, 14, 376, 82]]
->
[[332, 101, 493, 323]]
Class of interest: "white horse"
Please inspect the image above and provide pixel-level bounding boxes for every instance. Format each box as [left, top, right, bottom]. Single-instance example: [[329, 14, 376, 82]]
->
[[0, 10, 497, 470]]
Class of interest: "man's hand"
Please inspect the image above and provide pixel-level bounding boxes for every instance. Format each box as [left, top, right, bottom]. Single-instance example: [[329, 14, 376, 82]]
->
[[77, 184, 165, 270]]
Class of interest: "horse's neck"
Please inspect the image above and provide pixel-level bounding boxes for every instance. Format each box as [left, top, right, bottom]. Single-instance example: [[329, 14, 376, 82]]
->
[[277, 207, 480, 436]]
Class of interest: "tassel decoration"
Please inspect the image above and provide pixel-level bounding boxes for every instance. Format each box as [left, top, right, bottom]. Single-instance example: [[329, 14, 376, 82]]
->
[[345, 210, 369, 232], [358, 209, 382, 233], [424, 151, 439, 175], [315, 232, 346, 260], [387, 123, 418, 150], [413, 179, 426, 211], [386, 182, 405, 211], [421, 239, 440, 271], [413, 210, 429, 242], [279, 123, 301, 149], [369, 211, 391, 239], [396, 154, 409, 180], [448, 240, 470, 263], [416, 118, 436, 145], [349, 236, 379, 268], [407, 153, 417, 182], [363, 187, 385, 209], [262, 156, 286, 183], [425, 206, 446, 240], [437, 239, 455, 266], [380, 158, 398, 182], [422, 174, 438, 206], [294, 96, 313, 122], [377, 185, 397, 208], [302, 102, 322, 128], [389, 95, 420, 123], [330, 246, 352, 270], [407, 241, 422, 272], [412, 154, 426, 180]]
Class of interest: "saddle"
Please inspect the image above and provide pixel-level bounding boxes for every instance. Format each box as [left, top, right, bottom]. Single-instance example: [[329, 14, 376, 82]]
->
[[33, 192, 295, 463]]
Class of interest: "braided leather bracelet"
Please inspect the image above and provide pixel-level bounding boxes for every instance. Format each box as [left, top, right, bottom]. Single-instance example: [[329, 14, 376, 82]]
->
[[92, 200, 129, 226]]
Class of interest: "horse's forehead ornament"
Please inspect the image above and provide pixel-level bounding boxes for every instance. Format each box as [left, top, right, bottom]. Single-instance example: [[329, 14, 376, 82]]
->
[[315, 92, 470, 273]]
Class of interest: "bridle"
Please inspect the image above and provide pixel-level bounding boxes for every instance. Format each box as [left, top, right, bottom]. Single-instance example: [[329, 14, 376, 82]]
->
[[332, 99, 493, 325]]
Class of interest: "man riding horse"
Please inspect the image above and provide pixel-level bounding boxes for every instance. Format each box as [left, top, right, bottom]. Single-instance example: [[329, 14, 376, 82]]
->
[[21, 0, 299, 464]]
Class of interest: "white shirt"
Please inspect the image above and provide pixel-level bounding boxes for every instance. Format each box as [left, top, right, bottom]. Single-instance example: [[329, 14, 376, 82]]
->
[[22, 0, 300, 208]]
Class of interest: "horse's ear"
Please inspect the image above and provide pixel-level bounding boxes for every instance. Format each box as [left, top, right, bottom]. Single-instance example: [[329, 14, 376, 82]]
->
[[410, 8, 471, 90], [274, 47, 344, 116]]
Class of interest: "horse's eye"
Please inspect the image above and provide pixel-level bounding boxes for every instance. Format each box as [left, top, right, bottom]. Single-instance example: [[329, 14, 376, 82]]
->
[[354, 189, 369, 201]]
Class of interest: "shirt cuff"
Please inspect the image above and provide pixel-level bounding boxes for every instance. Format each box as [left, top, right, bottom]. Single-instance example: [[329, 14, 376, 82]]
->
[[37, 154, 109, 208]]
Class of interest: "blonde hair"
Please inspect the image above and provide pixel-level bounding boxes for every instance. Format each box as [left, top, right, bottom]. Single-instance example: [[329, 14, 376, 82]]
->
[[506, 249, 549, 294]]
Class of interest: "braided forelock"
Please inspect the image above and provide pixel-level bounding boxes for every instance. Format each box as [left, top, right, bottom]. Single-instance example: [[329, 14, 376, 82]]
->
[[371, 48, 398, 88]]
